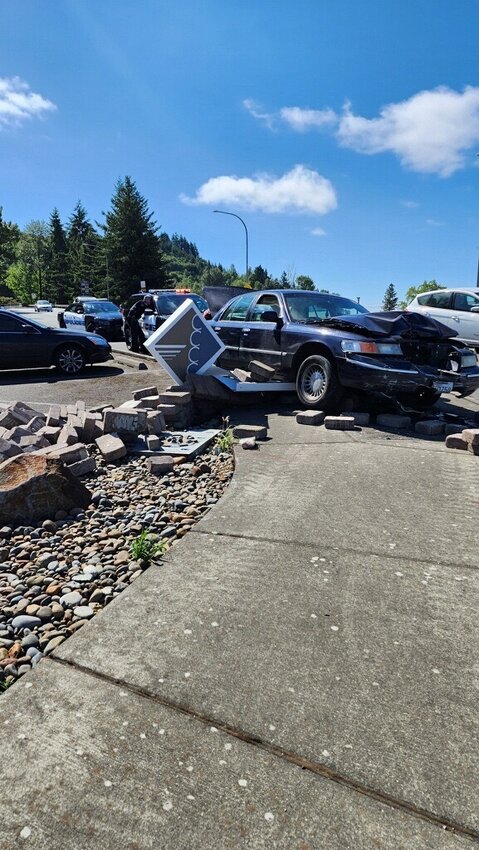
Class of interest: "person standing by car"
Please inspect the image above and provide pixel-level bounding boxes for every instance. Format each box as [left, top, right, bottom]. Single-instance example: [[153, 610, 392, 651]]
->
[[126, 293, 155, 351]]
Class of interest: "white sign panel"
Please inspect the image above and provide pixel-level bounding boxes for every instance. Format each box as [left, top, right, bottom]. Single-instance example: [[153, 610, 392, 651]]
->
[[144, 298, 225, 385]]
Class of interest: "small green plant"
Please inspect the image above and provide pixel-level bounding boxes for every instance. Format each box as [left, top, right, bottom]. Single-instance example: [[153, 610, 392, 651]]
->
[[215, 427, 234, 453], [130, 531, 169, 563]]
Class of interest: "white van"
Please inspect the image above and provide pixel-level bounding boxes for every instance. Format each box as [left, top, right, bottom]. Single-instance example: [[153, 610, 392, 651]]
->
[[407, 288, 479, 348]]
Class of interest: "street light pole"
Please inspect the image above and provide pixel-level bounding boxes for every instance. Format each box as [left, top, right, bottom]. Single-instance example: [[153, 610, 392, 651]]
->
[[213, 210, 249, 279]]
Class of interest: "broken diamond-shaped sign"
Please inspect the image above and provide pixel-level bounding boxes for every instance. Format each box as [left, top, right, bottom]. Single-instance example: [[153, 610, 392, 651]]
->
[[143, 299, 225, 384]]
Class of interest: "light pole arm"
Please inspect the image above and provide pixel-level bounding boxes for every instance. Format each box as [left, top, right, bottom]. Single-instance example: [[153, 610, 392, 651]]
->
[[213, 210, 249, 279]]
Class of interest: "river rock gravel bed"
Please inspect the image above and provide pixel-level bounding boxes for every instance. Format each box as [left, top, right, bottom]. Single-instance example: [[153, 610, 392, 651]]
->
[[0, 447, 234, 691]]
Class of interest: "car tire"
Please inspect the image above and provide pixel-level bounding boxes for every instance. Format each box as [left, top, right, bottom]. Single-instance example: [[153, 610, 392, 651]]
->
[[124, 324, 139, 352], [296, 354, 342, 409], [54, 345, 86, 375]]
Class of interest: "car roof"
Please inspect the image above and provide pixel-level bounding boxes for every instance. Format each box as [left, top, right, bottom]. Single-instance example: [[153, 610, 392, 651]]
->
[[413, 287, 479, 297]]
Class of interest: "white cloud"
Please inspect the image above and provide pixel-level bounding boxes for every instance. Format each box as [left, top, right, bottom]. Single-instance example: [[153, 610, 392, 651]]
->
[[0, 76, 56, 127], [280, 106, 337, 132], [311, 227, 326, 236], [426, 218, 445, 227], [401, 200, 420, 208], [181, 165, 337, 215], [243, 98, 276, 129], [337, 86, 479, 177]]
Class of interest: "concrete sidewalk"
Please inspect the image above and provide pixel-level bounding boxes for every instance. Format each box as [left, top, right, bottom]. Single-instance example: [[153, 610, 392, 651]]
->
[[1, 408, 478, 848]]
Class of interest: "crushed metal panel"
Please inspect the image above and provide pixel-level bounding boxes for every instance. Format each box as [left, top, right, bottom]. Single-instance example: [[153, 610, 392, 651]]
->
[[127, 428, 220, 458]]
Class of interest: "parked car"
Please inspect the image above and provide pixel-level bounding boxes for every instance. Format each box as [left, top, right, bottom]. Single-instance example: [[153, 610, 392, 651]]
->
[[407, 288, 479, 348], [58, 300, 123, 339], [211, 289, 479, 409], [34, 299, 53, 312], [0, 309, 111, 374], [123, 289, 208, 350]]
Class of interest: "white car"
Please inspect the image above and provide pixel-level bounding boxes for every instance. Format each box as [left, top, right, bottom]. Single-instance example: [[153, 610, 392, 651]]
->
[[34, 299, 53, 312], [407, 288, 479, 348]]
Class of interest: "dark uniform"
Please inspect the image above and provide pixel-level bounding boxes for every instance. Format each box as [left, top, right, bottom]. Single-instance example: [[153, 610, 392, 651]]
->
[[127, 295, 154, 351]]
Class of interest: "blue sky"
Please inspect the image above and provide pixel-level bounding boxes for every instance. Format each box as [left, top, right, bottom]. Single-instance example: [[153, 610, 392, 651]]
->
[[1, 0, 479, 308]]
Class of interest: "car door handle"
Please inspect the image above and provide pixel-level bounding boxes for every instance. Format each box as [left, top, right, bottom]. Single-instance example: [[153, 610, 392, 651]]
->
[[241, 328, 250, 334], [453, 316, 460, 321], [213, 326, 222, 332]]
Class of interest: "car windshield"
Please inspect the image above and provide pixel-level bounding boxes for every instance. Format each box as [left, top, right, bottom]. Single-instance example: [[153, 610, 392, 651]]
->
[[84, 301, 119, 314], [155, 293, 208, 314], [37, 300, 50, 305], [284, 292, 369, 322]]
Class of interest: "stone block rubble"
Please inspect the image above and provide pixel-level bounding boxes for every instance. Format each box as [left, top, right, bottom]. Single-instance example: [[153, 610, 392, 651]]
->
[[0, 385, 196, 482], [295, 405, 479, 455]]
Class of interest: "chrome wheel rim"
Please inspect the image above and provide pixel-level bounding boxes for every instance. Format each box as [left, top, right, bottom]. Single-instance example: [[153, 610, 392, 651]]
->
[[300, 363, 327, 402], [58, 348, 83, 373]]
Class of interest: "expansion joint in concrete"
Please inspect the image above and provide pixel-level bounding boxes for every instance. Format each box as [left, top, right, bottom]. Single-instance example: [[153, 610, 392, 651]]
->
[[50, 655, 479, 844], [191, 528, 479, 574]]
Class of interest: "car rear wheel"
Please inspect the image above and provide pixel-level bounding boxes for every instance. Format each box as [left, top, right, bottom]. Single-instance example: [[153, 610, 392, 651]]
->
[[296, 354, 341, 409], [54, 345, 86, 375]]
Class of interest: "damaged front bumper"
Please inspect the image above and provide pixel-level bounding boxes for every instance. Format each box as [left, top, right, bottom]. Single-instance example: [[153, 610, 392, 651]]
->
[[339, 354, 479, 397]]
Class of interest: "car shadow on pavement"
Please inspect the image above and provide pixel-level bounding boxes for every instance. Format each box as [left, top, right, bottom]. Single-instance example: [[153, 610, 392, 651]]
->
[[0, 365, 124, 385]]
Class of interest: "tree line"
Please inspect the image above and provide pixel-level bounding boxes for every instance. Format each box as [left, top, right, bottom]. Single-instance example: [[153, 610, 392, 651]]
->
[[0, 174, 444, 308], [0, 176, 321, 307]]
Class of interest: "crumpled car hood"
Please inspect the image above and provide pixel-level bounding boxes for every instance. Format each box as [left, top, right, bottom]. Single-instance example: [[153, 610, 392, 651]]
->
[[320, 310, 458, 339]]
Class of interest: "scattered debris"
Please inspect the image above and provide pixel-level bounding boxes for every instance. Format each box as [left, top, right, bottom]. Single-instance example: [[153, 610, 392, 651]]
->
[[415, 420, 444, 436], [240, 437, 257, 450], [324, 416, 355, 431], [232, 424, 268, 440], [376, 414, 412, 429], [296, 410, 325, 426]]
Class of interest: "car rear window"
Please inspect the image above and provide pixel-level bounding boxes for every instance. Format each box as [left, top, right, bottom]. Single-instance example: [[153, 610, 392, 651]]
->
[[417, 291, 452, 308]]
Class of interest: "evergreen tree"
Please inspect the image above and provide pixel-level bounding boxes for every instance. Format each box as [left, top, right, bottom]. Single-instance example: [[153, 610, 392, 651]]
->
[[382, 283, 399, 311], [297, 275, 316, 291], [250, 265, 270, 290], [0, 207, 20, 289], [102, 176, 167, 300], [46, 208, 69, 303], [67, 202, 103, 301]]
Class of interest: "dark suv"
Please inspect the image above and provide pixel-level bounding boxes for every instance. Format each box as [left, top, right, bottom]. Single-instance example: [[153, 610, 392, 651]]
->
[[123, 289, 208, 351]]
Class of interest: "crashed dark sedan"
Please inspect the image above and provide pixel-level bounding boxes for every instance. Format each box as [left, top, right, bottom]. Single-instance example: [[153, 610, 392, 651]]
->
[[211, 290, 479, 409]]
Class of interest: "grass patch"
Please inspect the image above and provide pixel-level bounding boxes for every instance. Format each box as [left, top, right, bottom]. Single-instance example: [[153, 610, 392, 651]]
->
[[215, 427, 234, 453], [130, 532, 169, 563]]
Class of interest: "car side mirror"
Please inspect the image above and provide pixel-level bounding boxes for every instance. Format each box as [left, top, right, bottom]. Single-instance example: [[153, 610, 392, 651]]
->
[[470, 305, 479, 313], [261, 310, 284, 329]]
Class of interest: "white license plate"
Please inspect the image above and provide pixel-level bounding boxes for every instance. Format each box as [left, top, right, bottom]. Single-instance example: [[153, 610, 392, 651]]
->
[[433, 381, 454, 393]]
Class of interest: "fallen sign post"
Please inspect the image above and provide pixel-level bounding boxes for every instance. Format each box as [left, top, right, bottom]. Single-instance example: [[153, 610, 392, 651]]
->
[[144, 300, 295, 396]]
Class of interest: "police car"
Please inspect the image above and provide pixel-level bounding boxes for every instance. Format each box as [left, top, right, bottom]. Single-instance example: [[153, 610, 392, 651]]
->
[[123, 289, 208, 350], [58, 299, 123, 340]]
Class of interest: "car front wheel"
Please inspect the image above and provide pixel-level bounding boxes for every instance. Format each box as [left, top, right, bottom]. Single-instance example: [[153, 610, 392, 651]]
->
[[54, 345, 86, 375], [296, 354, 341, 409]]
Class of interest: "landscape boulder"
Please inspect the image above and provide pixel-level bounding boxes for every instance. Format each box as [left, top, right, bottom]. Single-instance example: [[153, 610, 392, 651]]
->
[[0, 454, 91, 525]]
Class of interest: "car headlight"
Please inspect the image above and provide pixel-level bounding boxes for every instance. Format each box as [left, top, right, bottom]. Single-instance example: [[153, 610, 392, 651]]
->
[[461, 352, 478, 367]]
